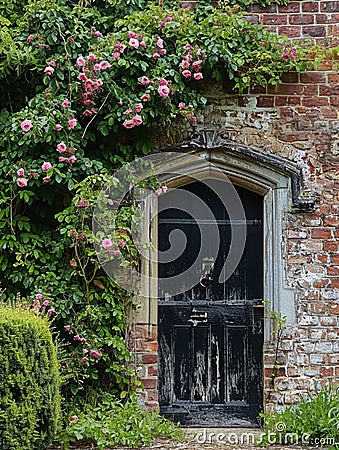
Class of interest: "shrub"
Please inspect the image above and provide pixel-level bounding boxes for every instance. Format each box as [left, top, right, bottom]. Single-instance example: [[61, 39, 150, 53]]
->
[[259, 384, 339, 450], [0, 304, 61, 450], [61, 393, 183, 450]]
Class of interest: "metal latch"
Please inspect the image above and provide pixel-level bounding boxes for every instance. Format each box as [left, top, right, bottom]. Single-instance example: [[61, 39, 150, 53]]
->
[[188, 308, 208, 327]]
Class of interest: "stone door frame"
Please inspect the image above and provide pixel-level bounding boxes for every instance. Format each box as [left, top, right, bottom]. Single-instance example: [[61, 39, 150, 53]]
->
[[131, 134, 314, 412]]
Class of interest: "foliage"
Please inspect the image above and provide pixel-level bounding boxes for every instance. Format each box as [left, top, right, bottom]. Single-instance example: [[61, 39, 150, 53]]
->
[[227, 0, 290, 8], [259, 384, 339, 449], [33, 172, 146, 403], [0, 304, 61, 450], [61, 393, 184, 450], [0, 0, 310, 412], [263, 300, 287, 388]]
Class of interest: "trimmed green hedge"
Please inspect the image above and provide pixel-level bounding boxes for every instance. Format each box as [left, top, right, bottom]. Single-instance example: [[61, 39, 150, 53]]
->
[[0, 305, 61, 450]]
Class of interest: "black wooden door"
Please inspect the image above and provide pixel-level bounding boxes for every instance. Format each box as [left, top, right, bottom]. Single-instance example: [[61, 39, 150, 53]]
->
[[158, 180, 263, 426]]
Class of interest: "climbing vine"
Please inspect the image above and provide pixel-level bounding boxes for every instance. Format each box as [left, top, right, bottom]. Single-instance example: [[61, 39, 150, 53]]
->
[[0, 0, 309, 407]]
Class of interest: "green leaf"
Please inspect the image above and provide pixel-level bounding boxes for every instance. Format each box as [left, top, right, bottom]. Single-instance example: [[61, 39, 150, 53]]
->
[[56, 70, 64, 80]]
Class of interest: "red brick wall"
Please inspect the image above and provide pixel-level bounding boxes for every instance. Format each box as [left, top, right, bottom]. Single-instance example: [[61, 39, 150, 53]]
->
[[132, 0, 339, 412]]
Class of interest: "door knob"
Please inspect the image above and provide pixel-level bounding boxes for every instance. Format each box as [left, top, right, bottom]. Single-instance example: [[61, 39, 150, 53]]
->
[[200, 273, 213, 287]]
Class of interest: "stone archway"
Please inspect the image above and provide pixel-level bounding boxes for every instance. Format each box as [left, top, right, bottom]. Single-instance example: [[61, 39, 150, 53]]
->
[[130, 129, 315, 415]]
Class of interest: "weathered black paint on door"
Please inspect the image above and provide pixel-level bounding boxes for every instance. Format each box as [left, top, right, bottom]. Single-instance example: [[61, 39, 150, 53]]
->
[[158, 180, 263, 426]]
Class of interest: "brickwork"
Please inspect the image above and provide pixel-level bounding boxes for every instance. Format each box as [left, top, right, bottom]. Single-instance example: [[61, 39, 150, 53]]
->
[[130, 0, 339, 415]]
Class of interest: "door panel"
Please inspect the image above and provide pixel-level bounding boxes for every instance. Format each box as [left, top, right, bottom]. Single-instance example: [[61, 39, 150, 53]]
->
[[158, 180, 263, 426]]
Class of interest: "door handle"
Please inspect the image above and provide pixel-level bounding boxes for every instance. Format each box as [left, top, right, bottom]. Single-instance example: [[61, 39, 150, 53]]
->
[[188, 310, 208, 327]]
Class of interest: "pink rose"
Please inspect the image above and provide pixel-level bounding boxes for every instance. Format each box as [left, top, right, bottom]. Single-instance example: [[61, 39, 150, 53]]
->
[[17, 168, 25, 177], [42, 161, 52, 172], [157, 38, 164, 48], [158, 85, 170, 97], [44, 66, 54, 75], [124, 108, 133, 115], [153, 52, 160, 59], [93, 31, 102, 37], [132, 115, 142, 126], [118, 100, 123, 105], [78, 73, 87, 81], [123, 119, 134, 129], [180, 60, 190, 69], [83, 109, 93, 116], [43, 177, 51, 183], [135, 103, 143, 113], [74, 335, 81, 341], [128, 31, 137, 38], [140, 76, 150, 85], [49, 60, 56, 67], [112, 250, 121, 256], [194, 72, 203, 80], [115, 42, 126, 53], [184, 44, 191, 50], [36, 294, 43, 300], [102, 238, 113, 249], [76, 56, 86, 67], [112, 52, 120, 59], [140, 41, 146, 48], [87, 53, 97, 62], [129, 38, 139, 48], [93, 63, 101, 71], [20, 119, 33, 132], [81, 357, 89, 364], [182, 70, 191, 79], [158, 78, 168, 86], [16, 178, 28, 187], [68, 155, 77, 165], [32, 301, 41, 310], [83, 349, 89, 354], [68, 118, 77, 129], [80, 337, 86, 344], [27, 35, 34, 42], [90, 350, 102, 358], [100, 60, 111, 69], [84, 80, 94, 92], [192, 60, 202, 71], [160, 49, 167, 55], [178, 102, 186, 110], [48, 308, 57, 315], [55, 124, 63, 131], [57, 142, 67, 153], [62, 99, 71, 108], [141, 93, 150, 101], [64, 325, 71, 332], [43, 300, 50, 307], [118, 240, 126, 248]]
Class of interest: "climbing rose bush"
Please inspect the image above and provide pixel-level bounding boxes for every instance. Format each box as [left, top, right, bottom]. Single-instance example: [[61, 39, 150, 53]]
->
[[0, 0, 309, 406]]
